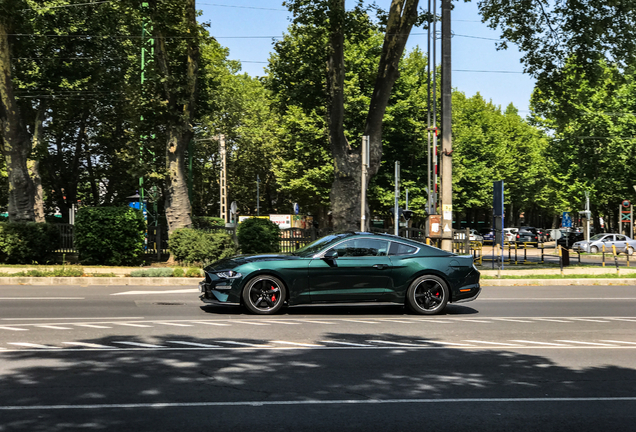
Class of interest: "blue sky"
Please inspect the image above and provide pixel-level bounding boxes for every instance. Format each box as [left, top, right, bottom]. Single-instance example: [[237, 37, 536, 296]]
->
[[198, 0, 535, 114]]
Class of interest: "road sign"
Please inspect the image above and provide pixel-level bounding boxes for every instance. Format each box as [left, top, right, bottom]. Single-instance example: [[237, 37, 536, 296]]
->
[[293, 202, 299, 215], [550, 229, 562, 240], [562, 212, 572, 228], [622, 199, 631, 208]]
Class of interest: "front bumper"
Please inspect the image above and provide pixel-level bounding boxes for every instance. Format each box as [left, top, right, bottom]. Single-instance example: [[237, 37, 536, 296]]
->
[[199, 280, 240, 306]]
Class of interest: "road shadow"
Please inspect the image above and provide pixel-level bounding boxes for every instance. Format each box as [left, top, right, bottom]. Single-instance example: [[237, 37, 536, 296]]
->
[[1, 333, 636, 431], [200, 303, 479, 316]]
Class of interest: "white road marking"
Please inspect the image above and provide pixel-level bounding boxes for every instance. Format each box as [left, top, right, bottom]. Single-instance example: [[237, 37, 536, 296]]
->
[[111, 289, 198, 296], [155, 322, 192, 327], [166, 341, 221, 348], [367, 340, 425, 347], [494, 318, 533, 323], [534, 318, 572, 323], [381, 319, 416, 324], [600, 340, 636, 345], [264, 320, 300, 325], [321, 340, 373, 347], [37, 325, 72, 330], [555, 340, 617, 346], [232, 321, 270, 326], [112, 342, 165, 348], [0, 297, 84, 300], [75, 324, 112, 329], [463, 340, 521, 346], [425, 341, 475, 347], [116, 323, 152, 328], [0, 326, 28, 331], [570, 318, 610, 323], [216, 341, 271, 347], [2, 317, 145, 321], [62, 342, 114, 349], [300, 320, 336, 325], [460, 320, 492, 323], [271, 341, 323, 347], [5, 397, 636, 410], [342, 319, 379, 324], [608, 318, 636, 322], [509, 340, 567, 346], [8, 343, 58, 349], [192, 321, 231, 327]]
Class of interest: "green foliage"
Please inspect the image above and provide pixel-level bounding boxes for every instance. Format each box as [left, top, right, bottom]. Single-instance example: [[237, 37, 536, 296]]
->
[[192, 217, 226, 229], [186, 267, 202, 277], [91, 272, 117, 277], [172, 267, 185, 277], [0, 222, 60, 264], [0, 267, 84, 277], [130, 268, 174, 278], [168, 228, 237, 264], [74, 207, 146, 266], [237, 218, 281, 254]]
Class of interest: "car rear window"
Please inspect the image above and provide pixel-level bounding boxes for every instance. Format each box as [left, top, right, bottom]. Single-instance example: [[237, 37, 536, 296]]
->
[[389, 242, 418, 256]]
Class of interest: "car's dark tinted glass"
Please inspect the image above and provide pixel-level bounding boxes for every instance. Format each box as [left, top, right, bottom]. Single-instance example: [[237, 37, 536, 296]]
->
[[389, 242, 418, 256], [294, 234, 350, 256], [329, 239, 389, 257]]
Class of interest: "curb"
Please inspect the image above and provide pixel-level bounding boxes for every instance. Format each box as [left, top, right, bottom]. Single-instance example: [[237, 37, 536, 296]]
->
[[0, 277, 200, 286]]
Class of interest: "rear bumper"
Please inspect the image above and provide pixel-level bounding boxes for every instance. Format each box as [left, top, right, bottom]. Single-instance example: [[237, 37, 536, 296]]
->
[[453, 283, 481, 303]]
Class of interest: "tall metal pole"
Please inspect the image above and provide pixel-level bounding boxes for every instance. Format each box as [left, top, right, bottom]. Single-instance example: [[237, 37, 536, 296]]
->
[[219, 134, 227, 223], [360, 136, 369, 232], [432, 0, 438, 214], [139, 2, 154, 210], [426, 0, 432, 215], [394, 161, 400, 236], [440, 0, 453, 251]]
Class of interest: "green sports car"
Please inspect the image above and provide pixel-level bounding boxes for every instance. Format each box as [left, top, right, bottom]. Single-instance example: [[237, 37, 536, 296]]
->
[[199, 232, 481, 315]]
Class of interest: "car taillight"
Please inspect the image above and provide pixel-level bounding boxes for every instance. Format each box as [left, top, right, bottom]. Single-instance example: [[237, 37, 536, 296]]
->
[[516, 234, 520, 239]]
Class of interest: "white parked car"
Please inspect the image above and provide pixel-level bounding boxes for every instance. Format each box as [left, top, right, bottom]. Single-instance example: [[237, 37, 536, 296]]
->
[[503, 228, 518, 242], [469, 229, 483, 242], [573, 233, 636, 255]]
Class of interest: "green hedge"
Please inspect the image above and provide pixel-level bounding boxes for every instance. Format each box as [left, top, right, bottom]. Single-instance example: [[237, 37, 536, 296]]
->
[[168, 228, 237, 264], [0, 222, 60, 264], [74, 207, 146, 266], [192, 216, 226, 230], [237, 218, 280, 254]]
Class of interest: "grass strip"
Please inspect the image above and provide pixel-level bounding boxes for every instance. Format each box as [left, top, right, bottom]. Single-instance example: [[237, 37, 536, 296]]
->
[[482, 273, 636, 279]]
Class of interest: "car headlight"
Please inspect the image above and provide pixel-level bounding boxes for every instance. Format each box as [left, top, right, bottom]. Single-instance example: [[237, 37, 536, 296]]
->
[[216, 271, 242, 279]]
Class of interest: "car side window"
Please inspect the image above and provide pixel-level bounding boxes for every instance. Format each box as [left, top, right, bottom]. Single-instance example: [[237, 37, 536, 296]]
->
[[388, 242, 418, 256], [616, 235, 626, 241], [329, 239, 389, 257], [602, 236, 612, 242]]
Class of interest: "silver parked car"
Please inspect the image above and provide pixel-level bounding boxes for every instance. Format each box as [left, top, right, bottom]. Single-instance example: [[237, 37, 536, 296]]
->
[[572, 233, 636, 255]]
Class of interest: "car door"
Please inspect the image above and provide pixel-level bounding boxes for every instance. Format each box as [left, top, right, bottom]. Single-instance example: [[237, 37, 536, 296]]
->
[[614, 235, 627, 252], [600, 235, 615, 252], [308, 238, 392, 302]]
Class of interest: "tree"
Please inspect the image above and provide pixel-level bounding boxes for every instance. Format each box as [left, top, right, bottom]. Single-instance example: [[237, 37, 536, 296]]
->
[[283, 0, 421, 231]]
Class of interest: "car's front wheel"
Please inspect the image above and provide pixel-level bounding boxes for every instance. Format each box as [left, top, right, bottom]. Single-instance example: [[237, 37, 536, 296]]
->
[[406, 275, 449, 315], [242, 275, 286, 315], [590, 246, 599, 253], [627, 247, 634, 256]]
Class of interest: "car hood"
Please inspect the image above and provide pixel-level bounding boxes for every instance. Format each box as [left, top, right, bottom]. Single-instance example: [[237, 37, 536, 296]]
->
[[204, 254, 299, 271]]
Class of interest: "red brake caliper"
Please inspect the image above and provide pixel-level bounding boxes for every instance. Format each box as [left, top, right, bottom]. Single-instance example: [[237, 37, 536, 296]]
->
[[271, 285, 277, 302]]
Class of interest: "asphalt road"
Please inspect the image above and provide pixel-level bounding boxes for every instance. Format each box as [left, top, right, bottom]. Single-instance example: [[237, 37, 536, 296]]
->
[[1, 284, 636, 431]]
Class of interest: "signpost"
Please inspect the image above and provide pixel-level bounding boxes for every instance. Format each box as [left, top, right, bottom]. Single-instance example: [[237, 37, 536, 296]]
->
[[621, 199, 632, 236], [493, 181, 504, 272]]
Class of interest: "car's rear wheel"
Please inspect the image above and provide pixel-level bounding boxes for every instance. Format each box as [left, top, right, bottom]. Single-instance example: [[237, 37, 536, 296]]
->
[[627, 247, 634, 256], [590, 246, 599, 253], [406, 275, 449, 315], [242, 275, 286, 315]]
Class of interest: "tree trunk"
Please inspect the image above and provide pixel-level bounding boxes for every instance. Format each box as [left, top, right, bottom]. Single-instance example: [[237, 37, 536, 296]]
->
[[29, 102, 46, 222], [0, 25, 35, 222], [328, 0, 419, 231], [164, 129, 193, 231]]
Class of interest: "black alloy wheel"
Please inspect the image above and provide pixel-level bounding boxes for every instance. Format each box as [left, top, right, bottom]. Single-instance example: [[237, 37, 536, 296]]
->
[[242, 275, 286, 315], [406, 275, 449, 315]]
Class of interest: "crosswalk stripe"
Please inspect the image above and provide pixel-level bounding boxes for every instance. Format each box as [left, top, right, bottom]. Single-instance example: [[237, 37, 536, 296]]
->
[[463, 340, 521, 346], [424, 341, 474, 347], [495, 318, 533, 323], [599, 340, 636, 345], [37, 325, 72, 330], [112, 341, 165, 348], [116, 323, 152, 328], [509, 340, 567, 346], [271, 341, 323, 347], [534, 318, 572, 323], [166, 341, 221, 348], [263, 321, 300, 325], [570, 318, 610, 323], [555, 340, 616, 346], [342, 319, 378, 324], [367, 340, 424, 347], [300, 320, 336, 325], [232, 321, 270, 326], [75, 324, 112, 329], [8, 342, 58, 349], [62, 342, 114, 349], [216, 341, 271, 347], [156, 322, 193, 327], [321, 340, 372, 347], [192, 321, 231, 326], [0, 326, 28, 331]]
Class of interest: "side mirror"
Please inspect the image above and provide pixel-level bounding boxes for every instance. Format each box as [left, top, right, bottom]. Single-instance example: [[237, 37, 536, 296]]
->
[[323, 249, 338, 260]]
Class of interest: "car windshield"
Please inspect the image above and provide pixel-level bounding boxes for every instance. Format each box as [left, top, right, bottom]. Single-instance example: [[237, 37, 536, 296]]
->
[[590, 234, 606, 240], [293, 234, 351, 257]]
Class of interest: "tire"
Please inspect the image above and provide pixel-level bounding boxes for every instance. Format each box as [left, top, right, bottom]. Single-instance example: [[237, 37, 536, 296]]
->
[[406, 275, 449, 315], [590, 246, 598, 253], [628, 247, 634, 256], [242, 275, 286, 315]]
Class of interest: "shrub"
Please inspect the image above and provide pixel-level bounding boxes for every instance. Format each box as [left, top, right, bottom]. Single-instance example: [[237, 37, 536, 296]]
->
[[168, 228, 237, 264], [173, 268, 185, 277], [0, 222, 60, 264], [130, 268, 174, 277], [1, 267, 85, 277], [192, 216, 226, 230], [74, 207, 146, 266], [237, 218, 280, 254], [186, 267, 201, 277]]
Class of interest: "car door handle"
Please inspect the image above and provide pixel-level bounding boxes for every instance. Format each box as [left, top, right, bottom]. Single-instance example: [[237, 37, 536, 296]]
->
[[373, 264, 390, 270]]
